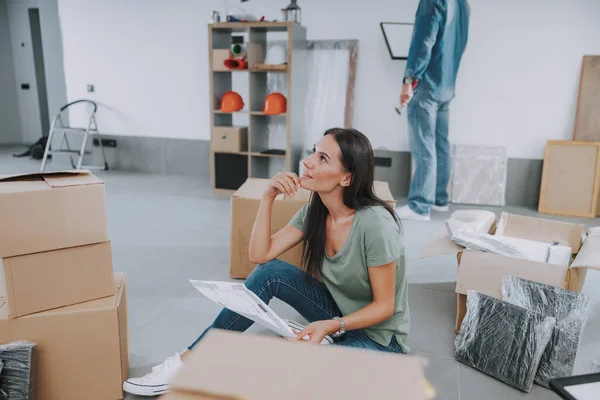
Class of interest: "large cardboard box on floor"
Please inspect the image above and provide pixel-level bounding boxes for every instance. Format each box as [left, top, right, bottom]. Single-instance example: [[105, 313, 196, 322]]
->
[[0, 273, 129, 400], [422, 212, 600, 332], [0, 241, 115, 318], [162, 330, 427, 400], [0, 170, 108, 258], [230, 178, 396, 278]]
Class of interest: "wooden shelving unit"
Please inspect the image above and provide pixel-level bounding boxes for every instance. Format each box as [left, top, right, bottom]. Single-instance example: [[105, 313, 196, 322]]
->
[[208, 22, 308, 193]]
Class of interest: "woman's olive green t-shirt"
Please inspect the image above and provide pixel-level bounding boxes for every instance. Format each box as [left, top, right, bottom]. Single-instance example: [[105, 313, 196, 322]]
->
[[290, 204, 410, 353]]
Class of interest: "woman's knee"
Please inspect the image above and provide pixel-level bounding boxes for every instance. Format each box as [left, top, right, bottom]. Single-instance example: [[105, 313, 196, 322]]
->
[[247, 259, 299, 283]]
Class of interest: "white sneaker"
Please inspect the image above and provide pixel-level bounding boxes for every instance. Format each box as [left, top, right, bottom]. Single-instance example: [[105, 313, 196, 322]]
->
[[431, 204, 450, 212], [395, 205, 430, 222], [123, 351, 185, 396]]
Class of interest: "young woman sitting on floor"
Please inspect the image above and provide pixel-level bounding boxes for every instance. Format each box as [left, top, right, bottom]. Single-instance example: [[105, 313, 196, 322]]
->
[[123, 127, 410, 397]]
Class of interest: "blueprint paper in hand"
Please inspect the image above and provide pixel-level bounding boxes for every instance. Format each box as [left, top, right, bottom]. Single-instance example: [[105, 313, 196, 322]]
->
[[189, 280, 294, 338]]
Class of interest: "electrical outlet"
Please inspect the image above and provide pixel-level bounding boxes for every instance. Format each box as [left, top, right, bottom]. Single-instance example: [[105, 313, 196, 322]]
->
[[93, 138, 117, 148], [374, 157, 392, 167], [87, 84, 95, 93]]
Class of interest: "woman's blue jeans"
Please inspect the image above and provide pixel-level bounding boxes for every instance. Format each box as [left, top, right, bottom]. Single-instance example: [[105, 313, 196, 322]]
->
[[189, 259, 403, 354]]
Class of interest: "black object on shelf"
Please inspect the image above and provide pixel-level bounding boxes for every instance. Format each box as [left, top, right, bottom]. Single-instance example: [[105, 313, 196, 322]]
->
[[260, 149, 286, 155], [215, 153, 248, 190]]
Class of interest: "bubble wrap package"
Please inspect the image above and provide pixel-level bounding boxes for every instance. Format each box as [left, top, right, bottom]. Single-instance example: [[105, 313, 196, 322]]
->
[[0, 341, 36, 400], [455, 291, 556, 392], [501, 276, 593, 387], [445, 219, 526, 259], [449, 145, 507, 206]]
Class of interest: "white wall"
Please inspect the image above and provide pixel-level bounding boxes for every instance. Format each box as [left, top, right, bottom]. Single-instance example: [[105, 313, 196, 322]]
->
[[58, 0, 600, 159], [6, 0, 67, 144], [0, 0, 22, 144]]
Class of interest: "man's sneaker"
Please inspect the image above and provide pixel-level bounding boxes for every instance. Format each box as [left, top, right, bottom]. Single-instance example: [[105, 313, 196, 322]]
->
[[123, 351, 185, 396], [432, 204, 450, 212], [395, 205, 431, 222]]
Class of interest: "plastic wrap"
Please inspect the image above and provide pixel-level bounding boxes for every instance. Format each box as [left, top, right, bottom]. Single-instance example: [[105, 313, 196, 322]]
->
[[449, 145, 507, 206], [455, 291, 556, 392], [445, 218, 526, 259], [0, 341, 36, 400], [501, 276, 593, 387], [448, 210, 496, 234]]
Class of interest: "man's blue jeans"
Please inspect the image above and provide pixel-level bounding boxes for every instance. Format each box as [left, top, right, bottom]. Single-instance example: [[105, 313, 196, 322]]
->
[[407, 88, 452, 216], [189, 259, 403, 354]]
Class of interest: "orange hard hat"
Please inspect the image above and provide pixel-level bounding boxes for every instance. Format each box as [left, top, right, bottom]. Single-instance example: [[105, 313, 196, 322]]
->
[[223, 58, 247, 70], [220, 91, 244, 112], [263, 92, 286, 115]]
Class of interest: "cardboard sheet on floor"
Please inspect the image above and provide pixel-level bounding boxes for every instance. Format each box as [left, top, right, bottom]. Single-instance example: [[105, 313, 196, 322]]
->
[[574, 56, 600, 143], [538, 141, 600, 219], [170, 330, 426, 400], [0, 273, 128, 400], [449, 145, 507, 206], [0, 170, 108, 258], [0, 241, 115, 318]]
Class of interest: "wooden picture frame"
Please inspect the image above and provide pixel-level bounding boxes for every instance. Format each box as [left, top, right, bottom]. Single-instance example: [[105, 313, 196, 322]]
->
[[538, 141, 600, 218], [573, 55, 600, 142]]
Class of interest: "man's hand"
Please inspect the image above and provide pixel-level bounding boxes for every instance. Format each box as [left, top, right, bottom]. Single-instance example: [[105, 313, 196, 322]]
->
[[292, 320, 338, 345], [400, 83, 414, 106]]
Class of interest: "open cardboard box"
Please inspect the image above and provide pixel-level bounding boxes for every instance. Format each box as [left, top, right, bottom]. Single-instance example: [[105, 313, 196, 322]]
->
[[163, 330, 427, 400], [230, 178, 396, 279], [421, 212, 600, 332], [0, 170, 108, 258]]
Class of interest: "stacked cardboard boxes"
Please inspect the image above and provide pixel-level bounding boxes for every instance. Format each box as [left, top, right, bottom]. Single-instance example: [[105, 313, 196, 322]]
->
[[0, 170, 129, 399]]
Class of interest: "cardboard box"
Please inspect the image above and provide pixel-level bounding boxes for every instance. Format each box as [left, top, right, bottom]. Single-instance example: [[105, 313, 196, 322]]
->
[[211, 49, 230, 71], [211, 126, 248, 153], [0, 241, 115, 318], [165, 330, 426, 400], [0, 170, 108, 258], [0, 273, 129, 400], [421, 212, 588, 332], [230, 178, 396, 278]]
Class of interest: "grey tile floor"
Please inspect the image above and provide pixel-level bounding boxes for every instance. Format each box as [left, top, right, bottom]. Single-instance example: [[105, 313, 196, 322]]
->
[[1, 146, 600, 400]]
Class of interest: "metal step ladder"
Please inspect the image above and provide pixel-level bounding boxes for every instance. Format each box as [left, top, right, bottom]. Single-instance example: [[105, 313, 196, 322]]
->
[[41, 100, 109, 172]]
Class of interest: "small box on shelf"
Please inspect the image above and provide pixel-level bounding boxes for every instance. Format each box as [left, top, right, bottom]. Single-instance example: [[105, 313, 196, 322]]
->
[[212, 49, 231, 71], [211, 126, 248, 153]]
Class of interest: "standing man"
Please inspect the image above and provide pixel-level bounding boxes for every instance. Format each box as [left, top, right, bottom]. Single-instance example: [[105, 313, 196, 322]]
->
[[395, 0, 470, 221]]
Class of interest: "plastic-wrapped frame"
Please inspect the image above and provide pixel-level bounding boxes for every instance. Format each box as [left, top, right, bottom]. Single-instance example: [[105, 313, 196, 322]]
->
[[0, 341, 36, 400], [455, 291, 556, 392], [449, 145, 507, 206], [501, 276, 593, 387]]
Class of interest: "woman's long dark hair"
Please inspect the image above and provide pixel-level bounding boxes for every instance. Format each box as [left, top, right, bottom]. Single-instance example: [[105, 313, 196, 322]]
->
[[301, 128, 402, 279]]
